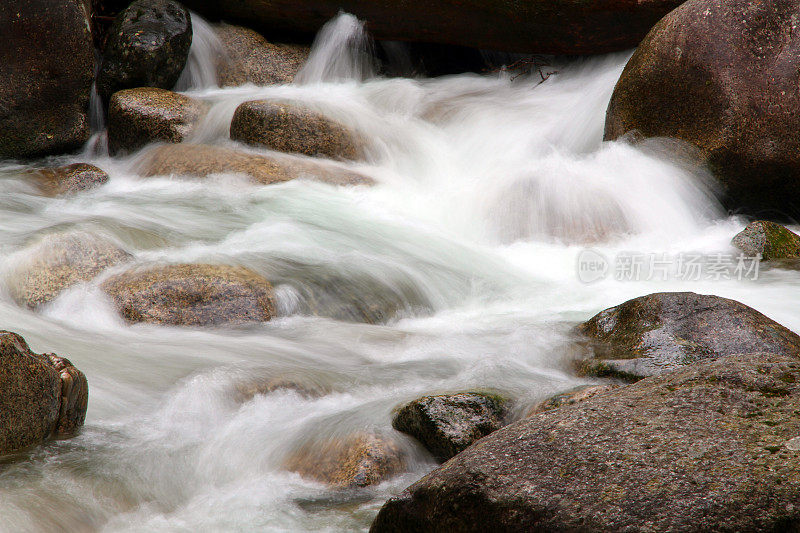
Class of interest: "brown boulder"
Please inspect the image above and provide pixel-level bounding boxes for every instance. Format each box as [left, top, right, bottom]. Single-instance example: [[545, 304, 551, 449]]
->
[[230, 101, 363, 160], [108, 87, 208, 155], [216, 24, 309, 87], [0, 331, 88, 455], [100, 263, 276, 326], [526, 384, 619, 416], [33, 163, 109, 196]]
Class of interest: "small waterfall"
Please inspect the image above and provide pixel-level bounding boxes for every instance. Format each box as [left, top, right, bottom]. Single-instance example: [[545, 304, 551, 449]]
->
[[175, 12, 224, 91], [295, 12, 376, 84]]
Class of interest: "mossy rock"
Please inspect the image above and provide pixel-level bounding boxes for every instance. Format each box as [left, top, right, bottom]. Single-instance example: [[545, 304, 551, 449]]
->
[[732, 220, 800, 261]]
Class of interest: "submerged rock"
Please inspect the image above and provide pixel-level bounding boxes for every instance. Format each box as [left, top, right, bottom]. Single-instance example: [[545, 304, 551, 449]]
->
[[136, 144, 372, 186], [577, 292, 800, 381], [733, 221, 800, 261], [97, 0, 192, 103], [7, 232, 131, 309], [371, 353, 800, 531], [604, 0, 800, 216], [33, 163, 110, 196], [101, 263, 276, 327], [285, 433, 405, 488], [391, 392, 509, 462], [108, 87, 208, 154], [230, 101, 363, 160], [0, 331, 88, 456], [526, 384, 619, 416], [215, 24, 309, 87], [0, 0, 94, 158], [234, 373, 329, 403]]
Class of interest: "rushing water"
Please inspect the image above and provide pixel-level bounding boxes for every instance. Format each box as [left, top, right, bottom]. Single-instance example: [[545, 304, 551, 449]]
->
[[2, 12, 800, 533]]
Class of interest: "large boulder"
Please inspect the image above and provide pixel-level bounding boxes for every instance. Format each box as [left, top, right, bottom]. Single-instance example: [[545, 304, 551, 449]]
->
[[215, 25, 309, 87], [285, 433, 405, 488], [372, 353, 800, 532], [6, 231, 131, 309], [230, 101, 364, 161], [392, 392, 510, 462], [97, 0, 192, 103], [100, 263, 276, 326], [577, 292, 800, 381], [0, 0, 94, 158], [604, 0, 800, 216], [108, 87, 208, 155], [733, 221, 800, 261], [33, 163, 110, 196], [181, 0, 683, 55], [0, 331, 88, 455], [526, 383, 620, 416]]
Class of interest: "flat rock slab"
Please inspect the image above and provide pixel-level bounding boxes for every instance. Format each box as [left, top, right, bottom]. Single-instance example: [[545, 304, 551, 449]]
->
[[577, 291, 800, 381], [372, 353, 800, 532]]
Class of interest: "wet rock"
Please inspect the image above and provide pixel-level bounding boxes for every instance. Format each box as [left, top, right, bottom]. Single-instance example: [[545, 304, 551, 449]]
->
[[392, 392, 510, 462], [286, 433, 405, 488], [733, 221, 800, 261], [108, 87, 208, 155], [371, 353, 800, 532], [0, 331, 88, 455], [97, 0, 192, 103], [136, 144, 372, 186], [604, 0, 800, 216], [100, 263, 276, 327], [577, 292, 800, 381], [7, 232, 131, 309], [181, 0, 682, 55], [0, 0, 94, 158], [215, 24, 309, 87], [234, 374, 329, 403], [33, 163, 110, 196], [230, 101, 363, 160], [526, 384, 619, 416]]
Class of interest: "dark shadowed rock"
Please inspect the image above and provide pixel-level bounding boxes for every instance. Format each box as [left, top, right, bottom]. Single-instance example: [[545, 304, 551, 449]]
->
[[108, 87, 208, 154], [604, 0, 800, 216], [526, 383, 619, 416], [100, 263, 276, 326], [181, 0, 683, 55], [285, 433, 405, 488], [0, 331, 88, 455], [97, 0, 192, 103], [392, 392, 509, 462], [33, 163, 110, 196], [216, 24, 309, 87], [6, 232, 131, 309], [135, 144, 372, 185], [230, 100, 363, 160], [733, 221, 800, 261], [0, 0, 94, 158], [577, 292, 800, 381], [372, 353, 800, 532]]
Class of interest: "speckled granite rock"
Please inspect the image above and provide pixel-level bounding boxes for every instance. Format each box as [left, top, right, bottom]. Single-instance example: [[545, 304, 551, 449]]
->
[[108, 87, 208, 154], [33, 163, 109, 195], [230, 100, 363, 160], [0, 331, 88, 455], [101, 263, 276, 327], [392, 392, 509, 462], [577, 292, 800, 381], [372, 353, 800, 532], [526, 384, 620, 416], [7, 232, 131, 309], [286, 433, 405, 488], [215, 24, 309, 87], [136, 144, 372, 185], [733, 221, 800, 261]]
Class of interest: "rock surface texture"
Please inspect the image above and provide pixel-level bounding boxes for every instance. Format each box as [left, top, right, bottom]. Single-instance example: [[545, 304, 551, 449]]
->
[[732, 221, 800, 261]]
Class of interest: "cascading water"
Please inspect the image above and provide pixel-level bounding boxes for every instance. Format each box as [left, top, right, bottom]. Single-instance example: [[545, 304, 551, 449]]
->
[[174, 12, 225, 91], [1, 11, 798, 533]]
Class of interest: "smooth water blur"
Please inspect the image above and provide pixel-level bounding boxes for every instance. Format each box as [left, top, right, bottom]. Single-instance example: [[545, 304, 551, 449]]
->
[[1, 12, 798, 533]]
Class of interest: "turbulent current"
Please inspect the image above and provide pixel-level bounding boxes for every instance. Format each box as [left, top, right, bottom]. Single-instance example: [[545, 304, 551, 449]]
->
[[1, 12, 799, 533]]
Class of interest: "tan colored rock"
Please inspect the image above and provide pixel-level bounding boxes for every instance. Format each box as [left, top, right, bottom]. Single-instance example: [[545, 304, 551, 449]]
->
[[234, 374, 329, 403], [33, 163, 109, 196], [285, 433, 405, 488], [108, 87, 208, 155], [0, 330, 88, 455], [216, 24, 309, 87], [230, 100, 363, 160], [136, 144, 373, 186], [101, 263, 276, 327], [7, 231, 131, 309]]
